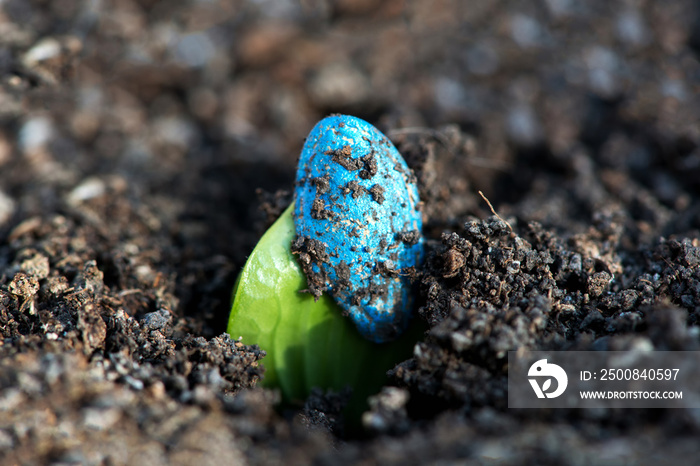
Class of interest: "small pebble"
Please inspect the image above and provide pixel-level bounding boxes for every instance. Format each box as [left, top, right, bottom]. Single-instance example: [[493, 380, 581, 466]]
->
[[141, 309, 172, 331]]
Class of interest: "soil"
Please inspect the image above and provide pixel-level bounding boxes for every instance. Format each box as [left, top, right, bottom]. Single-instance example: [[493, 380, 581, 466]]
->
[[1, 0, 699, 464]]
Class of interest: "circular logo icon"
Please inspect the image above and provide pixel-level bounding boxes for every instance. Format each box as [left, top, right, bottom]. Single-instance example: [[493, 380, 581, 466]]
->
[[528, 359, 568, 398]]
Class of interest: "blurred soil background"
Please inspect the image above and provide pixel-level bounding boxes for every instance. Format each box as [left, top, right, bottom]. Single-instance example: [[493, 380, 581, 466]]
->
[[1, 0, 700, 464]]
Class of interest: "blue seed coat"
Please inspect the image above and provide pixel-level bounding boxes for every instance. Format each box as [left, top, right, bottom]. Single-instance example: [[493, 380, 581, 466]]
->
[[293, 115, 423, 343]]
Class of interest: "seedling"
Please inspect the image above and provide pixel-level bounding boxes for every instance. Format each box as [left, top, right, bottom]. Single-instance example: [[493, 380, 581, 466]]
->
[[227, 115, 423, 417]]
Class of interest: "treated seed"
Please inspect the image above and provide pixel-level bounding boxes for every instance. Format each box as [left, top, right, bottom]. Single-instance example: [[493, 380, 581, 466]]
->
[[293, 115, 423, 343]]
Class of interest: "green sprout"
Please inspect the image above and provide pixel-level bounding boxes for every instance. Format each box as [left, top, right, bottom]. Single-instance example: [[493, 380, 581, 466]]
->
[[227, 204, 419, 417]]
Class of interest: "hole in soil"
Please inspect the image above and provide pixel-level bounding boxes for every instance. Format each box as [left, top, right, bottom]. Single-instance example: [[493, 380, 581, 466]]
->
[[564, 271, 587, 293]]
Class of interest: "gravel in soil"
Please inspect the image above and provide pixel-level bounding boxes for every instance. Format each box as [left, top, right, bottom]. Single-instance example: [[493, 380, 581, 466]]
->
[[1, 0, 700, 464]]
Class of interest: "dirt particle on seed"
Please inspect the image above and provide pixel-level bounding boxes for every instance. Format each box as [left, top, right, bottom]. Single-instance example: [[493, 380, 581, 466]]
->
[[344, 180, 368, 199], [360, 153, 378, 179], [291, 235, 332, 298], [398, 229, 421, 246], [312, 175, 331, 195], [377, 260, 399, 277], [370, 185, 385, 204], [328, 145, 362, 171], [334, 260, 352, 292], [311, 198, 333, 220]]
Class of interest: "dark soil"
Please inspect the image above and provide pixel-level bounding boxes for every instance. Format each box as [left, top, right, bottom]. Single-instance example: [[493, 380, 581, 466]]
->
[[1, 0, 699, 464]]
